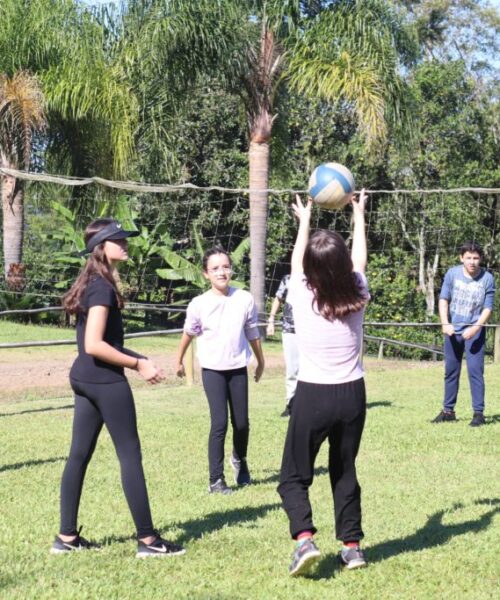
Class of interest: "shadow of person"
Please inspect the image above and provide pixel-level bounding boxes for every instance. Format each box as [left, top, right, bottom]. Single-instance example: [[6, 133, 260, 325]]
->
[[0, 405, 73, 418], [251, 465, 329, 486], [366, 401, 393, 409], [311, 498, 499, 578], [98, 502, 282, 547], [0, 456, 66, 473], [369, 499, 499, 563]]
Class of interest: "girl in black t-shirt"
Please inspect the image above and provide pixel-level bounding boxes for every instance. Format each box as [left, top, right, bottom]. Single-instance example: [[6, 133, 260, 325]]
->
[[51, 218, 185, 558]]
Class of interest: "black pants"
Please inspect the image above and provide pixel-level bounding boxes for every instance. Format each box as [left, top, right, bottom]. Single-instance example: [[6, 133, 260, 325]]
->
[[201, 367, 249, 484], [59, 379, 154, 538], [278, 378, 366, 541]]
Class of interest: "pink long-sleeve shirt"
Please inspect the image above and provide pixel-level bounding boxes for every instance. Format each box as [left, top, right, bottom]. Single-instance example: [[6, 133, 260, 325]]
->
[[288, 271, 369, 384]]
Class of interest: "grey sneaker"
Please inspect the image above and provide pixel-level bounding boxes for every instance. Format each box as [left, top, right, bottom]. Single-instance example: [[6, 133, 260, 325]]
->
[[289, 538, 321, 576], [469, 412, 486, 427], [50, 528, 99, 555], [229, 453, 251, 486], [136, 535, 186, 559], [431, 410, 457, 423], [208, 478, 233, 495], [339, 545, 367, 569]]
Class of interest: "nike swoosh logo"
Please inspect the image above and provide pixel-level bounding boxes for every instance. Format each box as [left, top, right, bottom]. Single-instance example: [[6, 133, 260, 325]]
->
[[63, 543, 80, 550], [147, 544, 167, 553]]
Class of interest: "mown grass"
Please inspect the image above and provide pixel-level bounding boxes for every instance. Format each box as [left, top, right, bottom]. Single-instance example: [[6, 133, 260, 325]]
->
[[0, 338, 499, 599]]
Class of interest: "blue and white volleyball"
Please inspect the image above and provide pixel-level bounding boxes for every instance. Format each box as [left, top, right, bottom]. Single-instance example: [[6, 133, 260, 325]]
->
[[308, 162, 355, 209]]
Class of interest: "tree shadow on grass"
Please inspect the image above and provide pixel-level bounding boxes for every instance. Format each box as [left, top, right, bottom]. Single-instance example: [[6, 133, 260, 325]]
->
[[0, 456, 66, 473], [0, 405, 73, 418], [98, 502, 282, 547], [311, 498, 500, 579], [488, 414, 500, 424]]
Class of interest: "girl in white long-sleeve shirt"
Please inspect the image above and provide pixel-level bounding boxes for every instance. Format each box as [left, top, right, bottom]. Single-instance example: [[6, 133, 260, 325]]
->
[[176, 247, 265, 494]]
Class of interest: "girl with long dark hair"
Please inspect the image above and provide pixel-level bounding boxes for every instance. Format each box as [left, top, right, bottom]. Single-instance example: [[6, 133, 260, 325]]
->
[[278, 190, 369, 576], [51, 218, 185, 558]]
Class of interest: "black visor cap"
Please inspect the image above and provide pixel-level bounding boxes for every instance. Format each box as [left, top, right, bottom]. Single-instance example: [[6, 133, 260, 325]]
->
[[80, 221, 139, 255]]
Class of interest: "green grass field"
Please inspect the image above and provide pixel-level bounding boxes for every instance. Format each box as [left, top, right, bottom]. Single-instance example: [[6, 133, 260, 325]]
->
[[0, 326, 499, 599]]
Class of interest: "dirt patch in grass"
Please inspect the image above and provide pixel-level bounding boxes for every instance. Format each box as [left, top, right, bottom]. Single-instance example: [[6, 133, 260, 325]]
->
[[0, 348, 289, 403], [0, 341, 441, 404]]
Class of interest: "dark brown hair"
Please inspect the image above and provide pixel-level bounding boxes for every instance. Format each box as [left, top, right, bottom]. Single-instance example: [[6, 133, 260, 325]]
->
[[62, 218, 124, 314], [303, 230, 367, 320], [460, 241, 483, 258], [202, 246, 231, 272]]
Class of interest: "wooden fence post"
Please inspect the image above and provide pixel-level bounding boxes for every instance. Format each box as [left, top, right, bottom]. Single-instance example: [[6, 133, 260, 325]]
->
[[378, 341, 384, 359], [494, 325, 500, 364]]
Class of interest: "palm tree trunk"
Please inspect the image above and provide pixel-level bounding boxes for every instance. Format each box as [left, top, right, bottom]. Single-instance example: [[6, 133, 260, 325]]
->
[[1, 169, 24, 279], [248, 140, 269, 322]]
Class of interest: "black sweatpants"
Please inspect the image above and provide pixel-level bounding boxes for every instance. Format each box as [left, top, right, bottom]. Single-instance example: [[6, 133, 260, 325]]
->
[[278, 378, 366, 541], [201, 367, 249, 484], [59, 379, 154, 538]]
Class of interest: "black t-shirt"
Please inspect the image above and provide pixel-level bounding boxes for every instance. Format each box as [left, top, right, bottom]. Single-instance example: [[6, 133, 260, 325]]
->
[[69, 276, 126, 384]]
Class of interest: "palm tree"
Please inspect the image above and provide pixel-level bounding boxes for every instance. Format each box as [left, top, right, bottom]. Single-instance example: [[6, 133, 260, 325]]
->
[[0, 0, 137, 281], [0, 72, 46, 280], [119, 0, 417, 315]]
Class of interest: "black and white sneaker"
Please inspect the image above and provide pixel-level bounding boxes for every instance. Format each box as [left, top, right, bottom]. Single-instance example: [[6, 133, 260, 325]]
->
[[50, 528, 98, 555], [229, 453, 251, 486], [136, 536, 186, 559]]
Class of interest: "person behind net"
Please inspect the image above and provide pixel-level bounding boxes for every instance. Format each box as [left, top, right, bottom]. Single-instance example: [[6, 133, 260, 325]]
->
[[278, 190, 370, 576], [175, 247, 265, 495], [432, 241, 495, 427], [51, 218, 186, 558], [267, 273, 299, 417]]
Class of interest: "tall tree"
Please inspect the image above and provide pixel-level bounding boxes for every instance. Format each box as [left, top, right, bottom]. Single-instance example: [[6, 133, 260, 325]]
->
[[123, 0, 416, 316], [0, 0, 137, 280], [0, 72, 46, 280]]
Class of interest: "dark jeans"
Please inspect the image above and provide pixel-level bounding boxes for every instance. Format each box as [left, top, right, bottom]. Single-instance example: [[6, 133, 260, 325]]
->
[[60, 379, 154, 538], [278, 378, 366, 541], [201, 367, 249, 484], [443, 328, 485, 413]]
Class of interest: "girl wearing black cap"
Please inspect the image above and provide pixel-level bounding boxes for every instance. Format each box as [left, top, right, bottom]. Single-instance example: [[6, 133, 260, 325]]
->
[[51, 218, 185, 558]]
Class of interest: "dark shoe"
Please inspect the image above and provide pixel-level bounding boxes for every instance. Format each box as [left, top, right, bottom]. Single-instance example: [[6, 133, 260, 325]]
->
[[50, 528, 98, 555], [289, 538, 321, 576], [280, 405, 291, 417], [136, 535, 186, 559], [469, 412, 486, 427], [208, 478, 233, 495], [339, 545, 367, 569], [431, 410, 457, 423], [230, 453, 251, 486]]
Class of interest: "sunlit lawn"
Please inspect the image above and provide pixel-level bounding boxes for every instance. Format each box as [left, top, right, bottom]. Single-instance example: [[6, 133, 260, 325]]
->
[[0, 350, 498, 599]]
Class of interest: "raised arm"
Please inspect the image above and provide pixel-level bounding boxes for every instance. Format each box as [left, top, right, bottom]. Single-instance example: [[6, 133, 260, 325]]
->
[[291, 195, 312, 275], [351, 188, 368, 274]]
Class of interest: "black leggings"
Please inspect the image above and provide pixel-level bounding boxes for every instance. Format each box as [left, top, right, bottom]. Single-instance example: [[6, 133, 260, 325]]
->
[[59, 379, 154, 538], [278, 378, 366, 541], [201, 367, 249, 484]]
